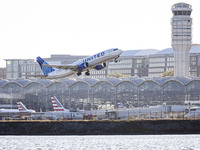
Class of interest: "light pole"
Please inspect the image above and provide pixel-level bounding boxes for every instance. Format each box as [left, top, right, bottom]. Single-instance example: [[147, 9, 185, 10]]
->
[[9, 88, 13, 109]]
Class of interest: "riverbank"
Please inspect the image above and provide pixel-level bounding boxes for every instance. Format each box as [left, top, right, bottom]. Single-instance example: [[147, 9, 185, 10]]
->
[[0, 119, 200, 135]]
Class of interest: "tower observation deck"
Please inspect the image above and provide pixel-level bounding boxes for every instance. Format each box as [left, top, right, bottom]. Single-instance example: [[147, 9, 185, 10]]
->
[[171, 3, 192, 77]]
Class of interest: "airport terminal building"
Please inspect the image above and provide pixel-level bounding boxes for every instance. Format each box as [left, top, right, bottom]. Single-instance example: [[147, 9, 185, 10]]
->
[[0, 77, 200, 112]]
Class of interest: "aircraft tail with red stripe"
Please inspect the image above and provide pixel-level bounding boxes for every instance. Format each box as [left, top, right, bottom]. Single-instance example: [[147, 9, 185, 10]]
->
[[117, 102, 126, 109], [17, 101, 35, 116], [17, 101, 29, 112], [51, 96, 69, 112]]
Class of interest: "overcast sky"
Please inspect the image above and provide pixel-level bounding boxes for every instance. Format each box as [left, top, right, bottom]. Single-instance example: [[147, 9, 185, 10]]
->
[[0, 0, 200, 67]]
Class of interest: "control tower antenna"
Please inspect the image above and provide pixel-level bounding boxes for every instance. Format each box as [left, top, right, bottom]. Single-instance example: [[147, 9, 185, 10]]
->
[[171, 3, 192, 77]]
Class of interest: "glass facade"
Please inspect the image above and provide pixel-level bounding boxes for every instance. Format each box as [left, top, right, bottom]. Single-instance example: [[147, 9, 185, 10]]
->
[[116, 81, 138, 108], [1, 77, 200, 111], [139, 81, 162, 106], [186, 80, 200, 102], [163, 80, 185, 105], [93, 81, 115, 109]]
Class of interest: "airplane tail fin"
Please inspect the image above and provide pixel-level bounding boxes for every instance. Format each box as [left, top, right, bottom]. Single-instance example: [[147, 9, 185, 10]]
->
[[117, 102, 125, 109], [51, 96, 65, 112], [37, 56, 55, 75], [17, 101, 28, 112]]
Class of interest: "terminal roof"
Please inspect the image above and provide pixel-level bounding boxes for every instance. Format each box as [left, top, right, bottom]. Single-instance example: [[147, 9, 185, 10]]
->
[[0, 77, 200, 87], [122, 46, 200, 56]]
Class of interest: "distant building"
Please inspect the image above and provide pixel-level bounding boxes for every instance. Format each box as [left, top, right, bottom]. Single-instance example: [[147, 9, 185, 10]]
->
[[148, 49, 174, 78], [148, 46, 200, 77], [4, 59, 39, 79], [20, 60, 42, 79], [107, 46, 200, 78], [108, 49, 159, 77], [0, 68, 6, 79]]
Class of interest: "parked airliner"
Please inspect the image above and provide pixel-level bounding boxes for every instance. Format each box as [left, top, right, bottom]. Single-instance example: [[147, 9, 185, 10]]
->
[[17, 101, 36, 117], [50, 96, 83, 120], [51, 96, 70, 112], [36, 48, 123, 79], [117, 102, 126, 109], [184, 106, 200, 118]]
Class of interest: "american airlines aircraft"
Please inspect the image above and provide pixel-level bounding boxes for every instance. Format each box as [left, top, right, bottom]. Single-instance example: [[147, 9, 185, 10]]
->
[[51, 96, 70, 112], [36, 48, 123, 79], [50, 96, 83, 120], [117, 102, 126, 109], [17, 101, 36, 117], [16, 98, 82, 120]]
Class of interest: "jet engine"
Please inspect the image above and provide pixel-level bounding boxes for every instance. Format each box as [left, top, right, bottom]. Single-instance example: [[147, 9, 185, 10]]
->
[[95, 62, 106, 70], [78, 62, 89, 71]]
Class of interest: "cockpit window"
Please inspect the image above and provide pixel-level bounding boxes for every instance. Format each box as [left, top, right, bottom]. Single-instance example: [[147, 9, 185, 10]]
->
[[113, 48, 118, 51]]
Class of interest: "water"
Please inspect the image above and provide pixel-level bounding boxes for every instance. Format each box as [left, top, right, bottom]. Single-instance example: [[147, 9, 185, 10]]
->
[[0, 135, 200, 150]]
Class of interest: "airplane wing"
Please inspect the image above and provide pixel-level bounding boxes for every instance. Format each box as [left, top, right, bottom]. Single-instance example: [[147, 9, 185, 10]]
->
[[42, 64, 77, 70], [28, 75, 48, 78]]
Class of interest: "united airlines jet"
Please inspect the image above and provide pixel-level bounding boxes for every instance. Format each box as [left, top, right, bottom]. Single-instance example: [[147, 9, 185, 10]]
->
[[36, 48, 123, 79]]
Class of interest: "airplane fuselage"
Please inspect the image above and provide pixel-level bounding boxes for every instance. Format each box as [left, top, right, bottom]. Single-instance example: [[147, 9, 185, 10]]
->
[[44, 48, 123, 79], [44, 111, 83, 120]]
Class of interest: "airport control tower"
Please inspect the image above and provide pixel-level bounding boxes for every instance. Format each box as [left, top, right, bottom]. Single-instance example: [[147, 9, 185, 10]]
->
[[171, 3, 192, 77]]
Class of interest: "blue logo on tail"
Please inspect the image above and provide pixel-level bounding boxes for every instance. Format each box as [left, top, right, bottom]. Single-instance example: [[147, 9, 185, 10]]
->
[[37, 56, 55, 75]]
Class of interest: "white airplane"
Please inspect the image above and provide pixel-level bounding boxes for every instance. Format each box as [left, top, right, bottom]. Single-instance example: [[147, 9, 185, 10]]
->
[[49, 96, 83, 120], [17, 101, 36, 117], [184, 106, 200, 118], [0, 108, 19, 113], [36, 48, 123, 79], [0, 108, 19, 118]]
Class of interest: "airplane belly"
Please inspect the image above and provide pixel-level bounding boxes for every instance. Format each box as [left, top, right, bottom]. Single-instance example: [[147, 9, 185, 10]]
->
[[46, 70, 75, 79]]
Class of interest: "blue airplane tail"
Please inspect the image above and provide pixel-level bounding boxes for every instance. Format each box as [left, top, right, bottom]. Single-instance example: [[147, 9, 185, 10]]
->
[[37, 56, 55, 75]]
